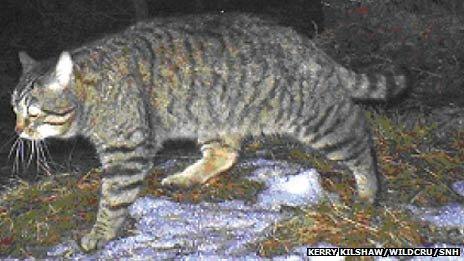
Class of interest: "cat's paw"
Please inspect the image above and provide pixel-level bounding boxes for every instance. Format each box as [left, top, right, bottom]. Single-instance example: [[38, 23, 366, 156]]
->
[[161, 172, 200, 188], [80, 230, 112, 252]]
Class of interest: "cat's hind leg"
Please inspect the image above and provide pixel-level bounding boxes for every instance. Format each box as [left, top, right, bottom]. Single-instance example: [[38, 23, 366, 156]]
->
[[161, 135, 241, 187], [296, 102, 379, 204]]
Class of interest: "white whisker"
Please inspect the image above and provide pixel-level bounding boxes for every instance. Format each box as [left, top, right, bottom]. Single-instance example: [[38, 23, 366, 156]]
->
[[27, 140, 35, 169], [8, 138, 20, 159], [20, 139, 25, 170], [14, 140, 20, 174], [41, 140, 55, 169], [37, 141, 52, 175], [35, 141, 39, 173]]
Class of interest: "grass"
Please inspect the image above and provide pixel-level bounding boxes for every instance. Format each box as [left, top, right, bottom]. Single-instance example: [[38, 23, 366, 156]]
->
[[0, 170, 100, 256], [1, 111, 462, 257], [0, 158, 266, 257], [258, 112, 464, 256]]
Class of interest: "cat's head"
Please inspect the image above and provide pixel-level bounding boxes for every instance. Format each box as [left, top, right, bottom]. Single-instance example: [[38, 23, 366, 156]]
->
[[12, 51, 79, 140]]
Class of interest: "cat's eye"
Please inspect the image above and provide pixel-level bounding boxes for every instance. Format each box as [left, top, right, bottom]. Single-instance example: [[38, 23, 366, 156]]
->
[[27, 105, 41, 117]]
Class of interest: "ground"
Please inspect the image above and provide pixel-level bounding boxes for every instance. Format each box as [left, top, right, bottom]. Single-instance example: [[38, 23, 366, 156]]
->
[[0, 0, 464, 259]]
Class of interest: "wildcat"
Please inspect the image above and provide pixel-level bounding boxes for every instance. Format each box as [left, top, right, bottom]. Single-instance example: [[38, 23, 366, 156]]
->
[[11, 13, 408, 251]]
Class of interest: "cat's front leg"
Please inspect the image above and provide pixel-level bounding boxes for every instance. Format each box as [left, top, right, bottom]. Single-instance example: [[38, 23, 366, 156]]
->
[[80, 149, 153, 251]]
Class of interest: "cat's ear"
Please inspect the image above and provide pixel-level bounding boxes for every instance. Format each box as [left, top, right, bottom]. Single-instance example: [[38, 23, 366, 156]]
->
[[18, 51, 37, 71], [54, 51, 73, 88]]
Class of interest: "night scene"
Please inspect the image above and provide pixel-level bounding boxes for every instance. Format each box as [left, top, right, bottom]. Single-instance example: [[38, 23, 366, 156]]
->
[[0, 0, 463, 259]]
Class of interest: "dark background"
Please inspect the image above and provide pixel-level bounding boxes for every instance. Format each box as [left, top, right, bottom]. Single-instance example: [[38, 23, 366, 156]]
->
[[1, 1, 464, 256], [0, 0, 324, 189], [1, 0, 464, 191]]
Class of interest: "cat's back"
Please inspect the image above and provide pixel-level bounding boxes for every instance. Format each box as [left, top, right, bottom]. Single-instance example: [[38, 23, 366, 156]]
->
[[128, 13, 283, 38], [72, 12, 311, 78]]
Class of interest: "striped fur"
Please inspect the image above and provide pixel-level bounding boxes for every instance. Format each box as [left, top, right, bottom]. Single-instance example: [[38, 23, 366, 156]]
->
[[12, 13, 409, 251]]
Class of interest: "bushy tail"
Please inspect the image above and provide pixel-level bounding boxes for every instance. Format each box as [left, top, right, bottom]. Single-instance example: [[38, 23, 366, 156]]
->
[[336, 66, 410, 101]]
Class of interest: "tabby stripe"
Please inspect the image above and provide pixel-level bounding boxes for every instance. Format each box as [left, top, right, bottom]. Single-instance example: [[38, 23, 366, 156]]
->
[[303, 56, 324, 112], [309, 103, 337, 135], [104, 168, 145, 181], [107, 185, 141, 203], [108, 202, 132, 210], [286, 79, 303, 129], [154, 30, 170, 72], [275, 62, 291, 123], [239, 65, 268, 127], [150, 30, 162, 96], [102, 142, 146, 153], [164, 30, 176, 116], [105, 188, 141, 209], [174, 31, 191, 111], [321, 134, 362, 156], [311, 105, 341, 144], [227, 24, 247, 122], [123, 156, 148, 164], [231, 41, 248, 125], [215, 34, 228, 103], [210, 68, 223, 124], [102, 146, 136, 154], [198, 35, 209, 81], [104, 167, 140, 177], [201, 37, 221, 125], [273, 79, 286, 126], [191, 35, 207, 123], [104, 155, 149, 167], [222, 33, 238, 123], [242, 27, 263, 120], [295, 75, 305, 119], [301, 60, 334, 127], [286, 75, 296, 125], [131, 34, 156, 139], [341, 140, 369, 162], [93, 225, 106, 235], [213, 44, 229, 123], [88, 47, 103, 71], [183, 36, 200, 127], [196, 37, 214, 125], [367, 73, 385, 98], [385, 72, 396, 99], [169, 32, 184, 118], [338, 134, 368, 157], [134, 33, 156, 83], [112, 180, 144, 194], [248, 60, 277, 127]]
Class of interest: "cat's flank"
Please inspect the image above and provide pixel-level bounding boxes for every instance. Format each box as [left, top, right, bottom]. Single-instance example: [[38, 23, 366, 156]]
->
[[12, 13, 408, 251]]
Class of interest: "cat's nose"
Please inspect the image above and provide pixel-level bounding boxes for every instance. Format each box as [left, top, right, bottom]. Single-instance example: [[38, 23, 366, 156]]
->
[[15, 122, 25, 134]]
